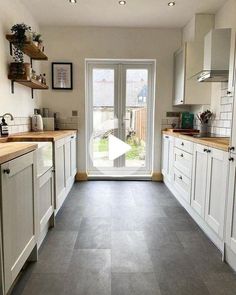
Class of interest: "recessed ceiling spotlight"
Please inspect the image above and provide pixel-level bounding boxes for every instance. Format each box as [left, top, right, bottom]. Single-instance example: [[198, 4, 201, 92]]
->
[[119, 0, 126, 5], [168, 1, 176, 7], [69, 0, 77, 3]]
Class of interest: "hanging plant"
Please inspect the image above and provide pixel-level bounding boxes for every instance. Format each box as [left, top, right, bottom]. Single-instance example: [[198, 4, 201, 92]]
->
[[11, 23, 31, 63]]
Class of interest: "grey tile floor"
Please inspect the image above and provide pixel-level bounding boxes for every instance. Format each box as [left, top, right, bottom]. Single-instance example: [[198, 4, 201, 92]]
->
[[12, 181, 236, 295]]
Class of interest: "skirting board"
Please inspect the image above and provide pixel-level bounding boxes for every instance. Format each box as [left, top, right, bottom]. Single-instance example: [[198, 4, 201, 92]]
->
[[76, 172, 88, 181], [152, 172, 163, 182], [76, 172, 162, 181]]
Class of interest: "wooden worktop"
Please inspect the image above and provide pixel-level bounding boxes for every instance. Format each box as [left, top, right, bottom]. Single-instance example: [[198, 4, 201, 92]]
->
[[0, 142, 37, 165], [7, 130, 77, 142], [163, 130, 230, 152]]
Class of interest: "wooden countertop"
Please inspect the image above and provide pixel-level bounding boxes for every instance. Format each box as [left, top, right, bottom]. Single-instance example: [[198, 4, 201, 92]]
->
[[163, 130, 230, 152], [7, 130, 77, 142], [0, 142, 37, 165]]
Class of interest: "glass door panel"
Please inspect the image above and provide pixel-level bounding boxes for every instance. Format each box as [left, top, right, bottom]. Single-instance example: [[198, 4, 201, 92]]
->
[[92, 68, 115, 168], [124, 69, 148, 168]]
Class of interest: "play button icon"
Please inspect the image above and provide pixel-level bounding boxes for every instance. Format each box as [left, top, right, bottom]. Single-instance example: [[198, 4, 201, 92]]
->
[[108, 134, 131, 161]]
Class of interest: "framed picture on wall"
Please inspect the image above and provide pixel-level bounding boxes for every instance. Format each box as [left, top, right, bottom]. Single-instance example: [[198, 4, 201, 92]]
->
[[52, 62, 73, 90]]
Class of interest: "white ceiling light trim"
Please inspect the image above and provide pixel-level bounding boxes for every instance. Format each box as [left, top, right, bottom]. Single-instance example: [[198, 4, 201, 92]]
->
[[168, 1, 176, 7]]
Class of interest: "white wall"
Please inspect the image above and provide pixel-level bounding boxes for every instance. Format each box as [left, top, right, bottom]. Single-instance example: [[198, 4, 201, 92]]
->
[[40, 26, 182, 174], [0, 0, 41, 117]]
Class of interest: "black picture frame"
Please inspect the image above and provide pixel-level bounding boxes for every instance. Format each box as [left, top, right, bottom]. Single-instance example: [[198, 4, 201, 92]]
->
[[52, 62, 73, 90]]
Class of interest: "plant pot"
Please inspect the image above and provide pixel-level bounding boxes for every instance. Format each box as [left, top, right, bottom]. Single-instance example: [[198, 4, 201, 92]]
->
[[33, 41, 39, 47], [8, 62, 31, 80], [199, 123, 208, 134]]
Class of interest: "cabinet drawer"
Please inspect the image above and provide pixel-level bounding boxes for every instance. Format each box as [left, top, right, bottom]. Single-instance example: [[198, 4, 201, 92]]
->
[[173, 168, 191, 203], [175, 138, 193, 154], [174, 147, 193, 178]]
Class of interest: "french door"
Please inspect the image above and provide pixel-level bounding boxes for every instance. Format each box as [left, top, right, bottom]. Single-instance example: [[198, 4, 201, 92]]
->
[[86, 59, 155, 177]]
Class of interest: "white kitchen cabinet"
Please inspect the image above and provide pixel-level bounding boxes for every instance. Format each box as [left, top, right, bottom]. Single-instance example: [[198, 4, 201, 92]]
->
[[173, 46, 185, 105], [54, 134, 77, 213], [55, 138, 66, 211], [191, 144, 208, 217], [162, 134, 174, 183], [64, 136, 72, 189], [174, 147, 193, 178], [228, 30, 236, 96], [38, 168, 54, 244], [173, 167, 191, 203], [70, 134, 77, 178], [173, 42, 211, 106], [191, 144, 228, 239], [205, 148, 228, 239], [226, 157, 236, 255], [0, 152, 37, 294]]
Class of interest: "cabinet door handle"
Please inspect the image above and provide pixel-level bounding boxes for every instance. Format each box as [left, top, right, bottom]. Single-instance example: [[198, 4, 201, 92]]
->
[[227, 91, 232, 95], [180, 154, 184, 158], [165, 136, 169, 139], [203, 148, 208, 152], [71, 136, 74, 139], [181, 142, 184, 146], [207, 149, 211, 153], [179, 175, 183, 180], [229, 157, 234, 162], [3, 168, 10, 175], [228, 147, 235, 152]]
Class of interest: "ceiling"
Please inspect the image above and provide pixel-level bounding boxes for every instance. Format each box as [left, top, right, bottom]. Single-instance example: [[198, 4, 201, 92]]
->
[[21, 0, 227, 28]]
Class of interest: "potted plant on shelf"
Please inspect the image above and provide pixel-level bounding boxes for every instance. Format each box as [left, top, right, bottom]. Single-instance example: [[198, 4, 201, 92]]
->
[[32, 33, 44, 51], [197, 110, 213, 134], [8, 23, 31, 78]]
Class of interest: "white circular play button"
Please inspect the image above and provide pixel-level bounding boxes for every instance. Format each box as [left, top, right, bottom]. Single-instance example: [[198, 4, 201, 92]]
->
[[108, 134, 132, 161]]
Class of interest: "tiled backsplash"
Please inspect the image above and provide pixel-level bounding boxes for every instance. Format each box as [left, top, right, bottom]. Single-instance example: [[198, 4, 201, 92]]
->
[[5, 117, 31, 134], [2, 115, 79, 135], [161, 117, 180, 130], [162, 83, 234, 137], [194, 83, 233, 136], [55, 116, 79, 130]]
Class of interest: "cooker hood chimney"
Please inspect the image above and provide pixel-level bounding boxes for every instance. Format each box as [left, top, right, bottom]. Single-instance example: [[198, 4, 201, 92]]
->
[[196, 28, 231, 82]]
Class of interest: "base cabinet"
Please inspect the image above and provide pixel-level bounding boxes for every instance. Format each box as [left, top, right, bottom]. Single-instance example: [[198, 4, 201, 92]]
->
[[54, 134, 77, 213], [0, 152, 37, 294], [162, 135, 174, 182], [191, 144, 208, 217], [226, 157, 236, 255], [37, 168, 54, 246], [191, 145, 228, 239]]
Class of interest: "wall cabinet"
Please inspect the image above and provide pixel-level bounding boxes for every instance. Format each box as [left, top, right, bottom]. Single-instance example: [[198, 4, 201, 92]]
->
[[0, 152, 37, 294], [228, 30, 236, 96], [173, 42, 211, 106], [54, 135, 77, 213], [162, 135, 174, 182], [191, 145, 228, 239]]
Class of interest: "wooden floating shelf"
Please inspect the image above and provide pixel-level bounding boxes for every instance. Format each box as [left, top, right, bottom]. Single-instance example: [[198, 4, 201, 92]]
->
[[8, 76, 48, 89], [11, 78, 49, 90], [6, 34, 48, 60]]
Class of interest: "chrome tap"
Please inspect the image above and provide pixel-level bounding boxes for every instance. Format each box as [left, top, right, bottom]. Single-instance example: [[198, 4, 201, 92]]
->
[[0, 113, 14, 121]]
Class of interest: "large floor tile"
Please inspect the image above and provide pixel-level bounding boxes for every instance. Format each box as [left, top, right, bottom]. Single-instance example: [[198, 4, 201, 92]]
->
[[32, 246, 73, 274], [13, 274, 66, 295], [111, 273, 161, 295]]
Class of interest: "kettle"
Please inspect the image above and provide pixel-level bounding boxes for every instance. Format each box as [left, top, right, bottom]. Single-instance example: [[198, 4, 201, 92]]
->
[[31, 115, 44, 132]]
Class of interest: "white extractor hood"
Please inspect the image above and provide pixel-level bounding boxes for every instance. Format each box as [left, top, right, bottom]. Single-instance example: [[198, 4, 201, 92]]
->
[[196, 28, 231, 82]]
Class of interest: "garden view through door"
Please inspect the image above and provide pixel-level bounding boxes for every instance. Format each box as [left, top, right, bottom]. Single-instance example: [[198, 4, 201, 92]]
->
[[87, 60, 155, 176]]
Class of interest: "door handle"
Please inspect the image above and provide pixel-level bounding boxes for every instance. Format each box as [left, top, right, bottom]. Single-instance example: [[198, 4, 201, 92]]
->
[[229, 157, 234, 162], [3, 168, 10, 175]]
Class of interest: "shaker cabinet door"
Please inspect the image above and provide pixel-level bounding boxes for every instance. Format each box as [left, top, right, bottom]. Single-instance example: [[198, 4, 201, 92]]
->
[[205, 148, 228, 239], [191, 144, 208, 218], [1, 152, 36, 293], [226, 158, 236, 254]]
